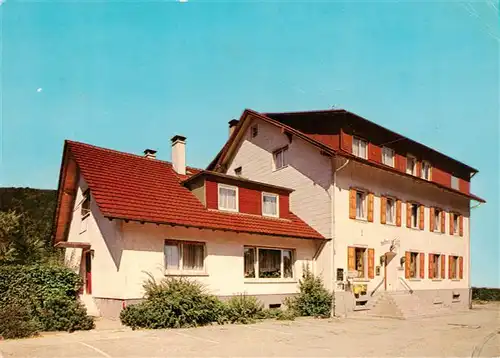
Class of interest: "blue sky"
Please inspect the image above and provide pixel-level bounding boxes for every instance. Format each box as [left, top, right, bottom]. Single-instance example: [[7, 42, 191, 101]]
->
[[0, 1, 498, 287]]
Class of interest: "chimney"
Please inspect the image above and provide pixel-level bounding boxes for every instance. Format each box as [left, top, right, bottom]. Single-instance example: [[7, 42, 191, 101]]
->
[[228, 119, 239, 137], [171, 135, 186, 175], [143, 148, 157, 159]]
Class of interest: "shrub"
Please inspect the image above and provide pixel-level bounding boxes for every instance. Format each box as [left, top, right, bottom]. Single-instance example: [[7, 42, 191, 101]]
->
[[472, 287, 500, 301], [224, 294, 264, 324], [120, 276, 226, 329], [0, 264, 94, 338], [276, 309, 297, 321], [285, 267, 332, 318]]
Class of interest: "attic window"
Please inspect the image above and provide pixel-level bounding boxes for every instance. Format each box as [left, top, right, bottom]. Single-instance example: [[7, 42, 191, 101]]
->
[[251, 124, 259, 138], [81, 189, 90, 219]]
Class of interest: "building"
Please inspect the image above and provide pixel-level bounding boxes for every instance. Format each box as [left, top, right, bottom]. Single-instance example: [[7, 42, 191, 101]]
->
[[52, 108, 484, 319], [208, 109, 485, 316], [52, 138, 325, 319]]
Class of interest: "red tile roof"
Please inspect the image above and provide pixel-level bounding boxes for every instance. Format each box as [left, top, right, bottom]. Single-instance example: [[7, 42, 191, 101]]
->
[[66, 140, 325, 240]]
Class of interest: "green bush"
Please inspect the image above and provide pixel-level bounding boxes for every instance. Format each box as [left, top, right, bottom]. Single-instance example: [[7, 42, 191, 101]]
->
[[0, 264, 94, 338], [276, 309, 297, 321], [0, 302, 40, 339], [285, 267, 332, 318], [472, 287, 500, 301], [224, 294, 264, 324], [120, 276, 226, 329]]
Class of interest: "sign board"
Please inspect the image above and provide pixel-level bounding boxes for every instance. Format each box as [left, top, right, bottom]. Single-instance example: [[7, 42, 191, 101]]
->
[[336, 268, 344, 281], [347, 270, 359, 279]]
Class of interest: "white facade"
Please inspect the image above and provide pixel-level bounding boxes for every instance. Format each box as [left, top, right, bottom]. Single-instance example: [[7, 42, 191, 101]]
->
[[224, 116, 471, 310]]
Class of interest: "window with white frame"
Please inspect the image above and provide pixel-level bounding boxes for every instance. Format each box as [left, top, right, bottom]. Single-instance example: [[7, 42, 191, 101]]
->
[[449, 255, 459, 279], [386, 197, 395, 224], [352, 137, 367, 159], [273, 146, 288, 170], [355, 190, 367, 220], [432, 254, 442, 279], [410, 203, 419, 228], [406, 155, 416, 175], [262, 193, 279, 217], [382, 147, 395, 167], [408, 252, 420, 279], [81, 189, 91, 219], [452, 213, 459, 235], [244, 247, 294, 279], [218, 184, 238, 212], [355, 247, 367, 278], [434, 208, 441, 232], [164, 240, 205, 273], [421, 161, 431, 180], [451, 175, 459, 190]]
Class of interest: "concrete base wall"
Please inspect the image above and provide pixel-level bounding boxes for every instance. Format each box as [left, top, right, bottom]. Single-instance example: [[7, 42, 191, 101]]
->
[[334, 288, 471, 317]]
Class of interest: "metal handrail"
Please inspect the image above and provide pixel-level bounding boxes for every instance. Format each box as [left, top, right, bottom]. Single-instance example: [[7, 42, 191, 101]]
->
[[398, 277, 414, 294], [370, 277, 385, 297]]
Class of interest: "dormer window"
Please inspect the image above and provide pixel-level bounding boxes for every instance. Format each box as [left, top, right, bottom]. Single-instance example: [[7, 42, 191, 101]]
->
[[406, 155, 416, 175], [81, 189, 90, 219], [352, 137, 367, 159], [218, 184, 238, 212], [262, 193, 279, 217]]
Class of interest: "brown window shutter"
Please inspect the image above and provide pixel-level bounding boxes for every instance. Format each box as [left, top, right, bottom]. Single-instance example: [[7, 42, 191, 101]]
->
[[419, 205, 425, 230], [441, 211, 446, 233], [396, 200, 402, 226], [380, 196, 387, 224], [441, 255, 446, 279], [448, 255, 453, 279], [367, 193, 374, 222], [449, 213, 454, 234], [459, 256, 463, 279], [419, 252, 425, 279], [405, 251, 411, 279], [429, 207, 435, 231], [406, 202, 412, 228], [368, 248, 375, 279], [459, 216, 464, 236], [428, 254, 434, 279], [349, 189, 356, 219], [348, 247, 355, 271], [416, 161, 422, 177]]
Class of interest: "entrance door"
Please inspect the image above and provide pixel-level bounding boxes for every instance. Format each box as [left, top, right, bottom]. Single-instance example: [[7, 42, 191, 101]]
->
[[384, 252, 399, 291], [84, 251, 92, 294]]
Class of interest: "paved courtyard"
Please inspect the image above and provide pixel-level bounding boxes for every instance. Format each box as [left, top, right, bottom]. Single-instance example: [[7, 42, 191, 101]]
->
[[1, 303, 499, 357]]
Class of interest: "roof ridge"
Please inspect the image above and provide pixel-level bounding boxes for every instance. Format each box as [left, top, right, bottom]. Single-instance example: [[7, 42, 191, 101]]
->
[[65, 140, 203, 172]]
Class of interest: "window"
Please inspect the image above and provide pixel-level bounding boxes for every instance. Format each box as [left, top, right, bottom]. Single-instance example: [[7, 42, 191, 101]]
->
[[273, 146, 288, 170], [234, 166, 242, 176], [218, 184, 238, 212], [244, 247, 294, 279], [81, 189, 90, 218], [352, 137, 367, 159], [406, 155, 416, 175], [410, 203, 419, 228], [386, 197, 395, 224], [449, 256, 459, 279], [408, 252, 420, 279], [164, 240, 205, 273], [422, 161, 431, 180], [451, 213, 459, 235], [432, 254, 442, 279], [262, 193, 279, 217], [451, 176, 459, 190], [355, 247, 367, 278], [434, 209, 441, 232], [251, 124, 259, 138], [382, 147, 395, 167], [355, 191, 367, 220]]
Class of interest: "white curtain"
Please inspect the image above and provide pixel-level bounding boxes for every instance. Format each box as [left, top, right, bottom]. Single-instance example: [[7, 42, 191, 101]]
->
[[263, 195, 277, 216], [164, 243, 180, 270], [219, 187, 236, 210], [183, 243, 204, 271]]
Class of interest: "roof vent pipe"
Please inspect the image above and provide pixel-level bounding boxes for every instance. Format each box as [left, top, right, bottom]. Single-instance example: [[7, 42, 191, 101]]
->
[[228, 119, 239, 137]]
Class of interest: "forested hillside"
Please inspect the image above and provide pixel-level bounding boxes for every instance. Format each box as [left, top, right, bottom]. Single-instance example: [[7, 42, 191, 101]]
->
[[0, 187, 58, 264]]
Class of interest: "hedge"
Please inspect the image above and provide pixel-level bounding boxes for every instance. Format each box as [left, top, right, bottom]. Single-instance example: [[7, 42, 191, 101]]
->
[[472, 287, 500, 301], [0, 264, 94, 339]]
